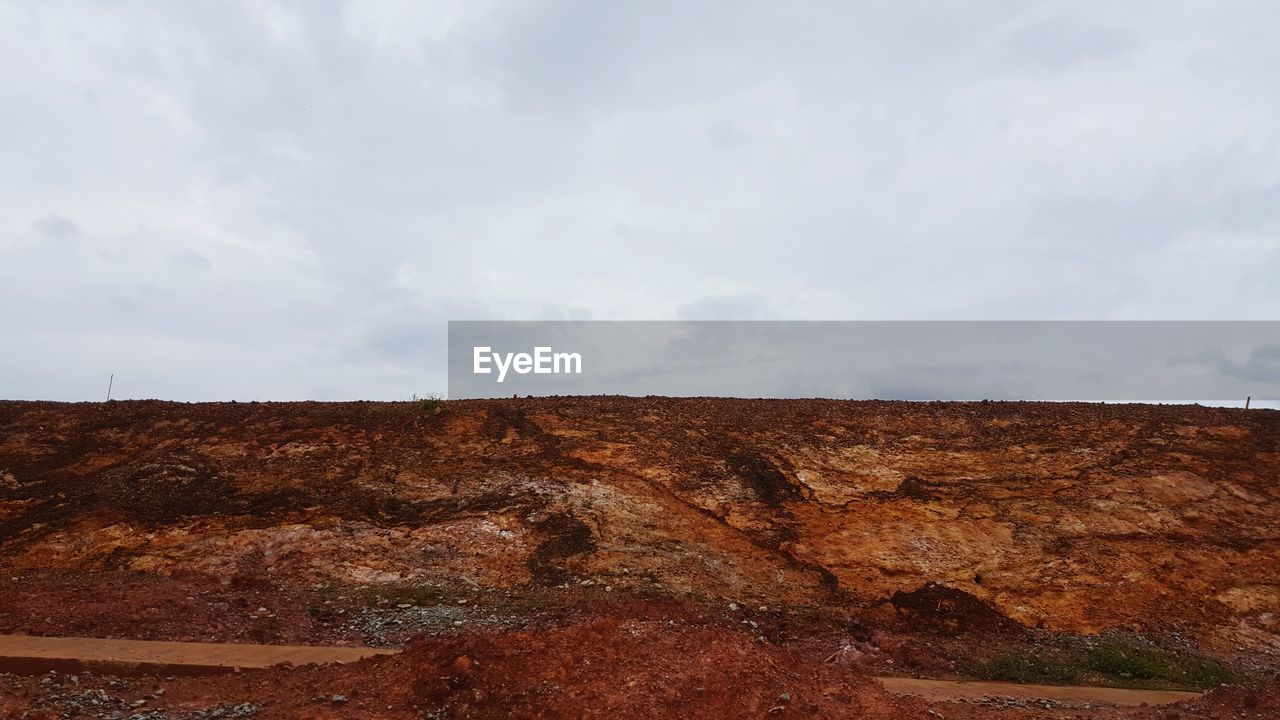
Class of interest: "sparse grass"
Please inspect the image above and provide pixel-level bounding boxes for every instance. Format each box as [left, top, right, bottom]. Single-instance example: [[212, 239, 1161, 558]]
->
[[357, 582, 447, 607], [493, 587, 567, 615], [969, 649, 1083, 685], [1081, 638, 1241, 688], [311, 581, 449, 607], [967, 637, 1244, 691]]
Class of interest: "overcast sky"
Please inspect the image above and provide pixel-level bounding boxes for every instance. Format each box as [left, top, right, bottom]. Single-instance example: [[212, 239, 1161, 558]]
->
[[3, 1, 1279, 401]]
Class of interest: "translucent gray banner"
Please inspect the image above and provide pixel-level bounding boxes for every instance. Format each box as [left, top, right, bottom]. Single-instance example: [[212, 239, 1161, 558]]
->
[[447, 321, 1280, 402]]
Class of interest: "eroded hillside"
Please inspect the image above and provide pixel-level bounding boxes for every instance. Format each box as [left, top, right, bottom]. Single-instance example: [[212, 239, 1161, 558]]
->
[[2, 398, 1276, 657]]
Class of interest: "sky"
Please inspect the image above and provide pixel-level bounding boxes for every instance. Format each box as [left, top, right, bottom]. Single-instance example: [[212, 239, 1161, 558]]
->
[[2, 1, 1279, 401]]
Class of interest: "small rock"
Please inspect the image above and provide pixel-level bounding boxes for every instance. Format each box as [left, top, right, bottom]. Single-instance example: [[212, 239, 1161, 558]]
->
[[331, 694, 348, 704], [729, 602, 739, 611], [779, 692, 791, 703]]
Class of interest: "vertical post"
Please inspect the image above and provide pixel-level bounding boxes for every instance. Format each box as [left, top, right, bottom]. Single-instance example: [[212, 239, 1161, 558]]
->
[[106, 374, 113, 402], [1245, 396, 1251, 410]]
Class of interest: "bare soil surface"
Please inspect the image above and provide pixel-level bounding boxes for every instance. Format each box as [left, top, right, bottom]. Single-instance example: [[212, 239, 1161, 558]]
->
[[0, 633, 1204, 705], [874, 676, 1199, 706], [0, 624, 1274, 720], [0, 634, 394, 676], [1, 397, 1277, 717]]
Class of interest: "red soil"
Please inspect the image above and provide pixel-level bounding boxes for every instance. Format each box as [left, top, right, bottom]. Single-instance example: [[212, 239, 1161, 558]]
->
[[1, 397, 1277, 717]]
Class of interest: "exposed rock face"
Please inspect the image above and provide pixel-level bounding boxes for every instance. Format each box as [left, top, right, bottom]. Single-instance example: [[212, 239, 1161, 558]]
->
[[1, 398, 1277, 654]]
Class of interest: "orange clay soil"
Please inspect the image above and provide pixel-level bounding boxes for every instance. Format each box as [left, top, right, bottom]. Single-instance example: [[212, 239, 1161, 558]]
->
[[0, 397, 1277, 717]]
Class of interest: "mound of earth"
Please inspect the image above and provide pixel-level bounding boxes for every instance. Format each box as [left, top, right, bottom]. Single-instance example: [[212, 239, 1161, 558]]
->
[[0, 619, 926, 719], [4, 398, 1277, 651], [397, 618, 920, 718], [889, 582, 1025, 635], [1128, 678, 1280, 719], [1, 623, 1273, 719], [0, 397, 1277, 716]]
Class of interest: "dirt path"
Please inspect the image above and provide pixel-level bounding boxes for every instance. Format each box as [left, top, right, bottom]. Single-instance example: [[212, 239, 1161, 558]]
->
[[875, 676, 1201, 706], [0, 634, 395, 676], [1, 634, 1204, 709]]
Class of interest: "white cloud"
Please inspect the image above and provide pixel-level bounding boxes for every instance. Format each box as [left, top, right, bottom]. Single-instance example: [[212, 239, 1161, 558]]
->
[[2, 0, 1279, 399]]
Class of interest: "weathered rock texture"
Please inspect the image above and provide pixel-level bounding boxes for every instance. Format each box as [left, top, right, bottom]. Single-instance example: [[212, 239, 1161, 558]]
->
[[1, 398, 1277, 655]]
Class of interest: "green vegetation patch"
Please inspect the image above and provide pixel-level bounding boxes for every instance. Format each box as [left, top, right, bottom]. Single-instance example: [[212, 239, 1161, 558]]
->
[[967, 636, 1244, 691], [969, 648, 1084, 685], [1081, 638, 1241, 688]]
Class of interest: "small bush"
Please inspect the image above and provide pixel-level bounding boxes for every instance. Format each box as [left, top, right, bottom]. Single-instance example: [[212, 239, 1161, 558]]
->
[[412, 393, 446, 415]]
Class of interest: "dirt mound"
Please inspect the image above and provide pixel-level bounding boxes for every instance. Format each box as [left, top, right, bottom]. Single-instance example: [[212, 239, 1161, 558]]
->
[[0, 620, 923, 719], [890, 583, 1025, 635], [1127, 677, 1280, 719], [396, 619, 922, 719], [3, 626, 1265, 719], [1, 397, 1277, 689]]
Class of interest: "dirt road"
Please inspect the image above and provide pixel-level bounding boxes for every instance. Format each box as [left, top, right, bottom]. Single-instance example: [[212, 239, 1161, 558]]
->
[[0, 634, 393, 675], [0, 634, 1199, 708], [875, 676, 1200, 706]]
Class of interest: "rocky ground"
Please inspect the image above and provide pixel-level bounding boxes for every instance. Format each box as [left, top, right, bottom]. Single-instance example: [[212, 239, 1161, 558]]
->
[[0, 397, 1277, 718]]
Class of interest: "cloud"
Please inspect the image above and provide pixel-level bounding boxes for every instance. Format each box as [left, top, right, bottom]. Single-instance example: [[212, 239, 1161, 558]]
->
[[676, 295, 776, 320], [33, 215, 80, 241], [1175, 343, 1280, 387], [2, 1, 1280, 399], [998, 16, 1136, 72]]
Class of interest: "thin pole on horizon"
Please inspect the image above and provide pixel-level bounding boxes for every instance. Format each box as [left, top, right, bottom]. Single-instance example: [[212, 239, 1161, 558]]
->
[[1246, 396, 1251, 409], [106, 374, 113, 402]]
